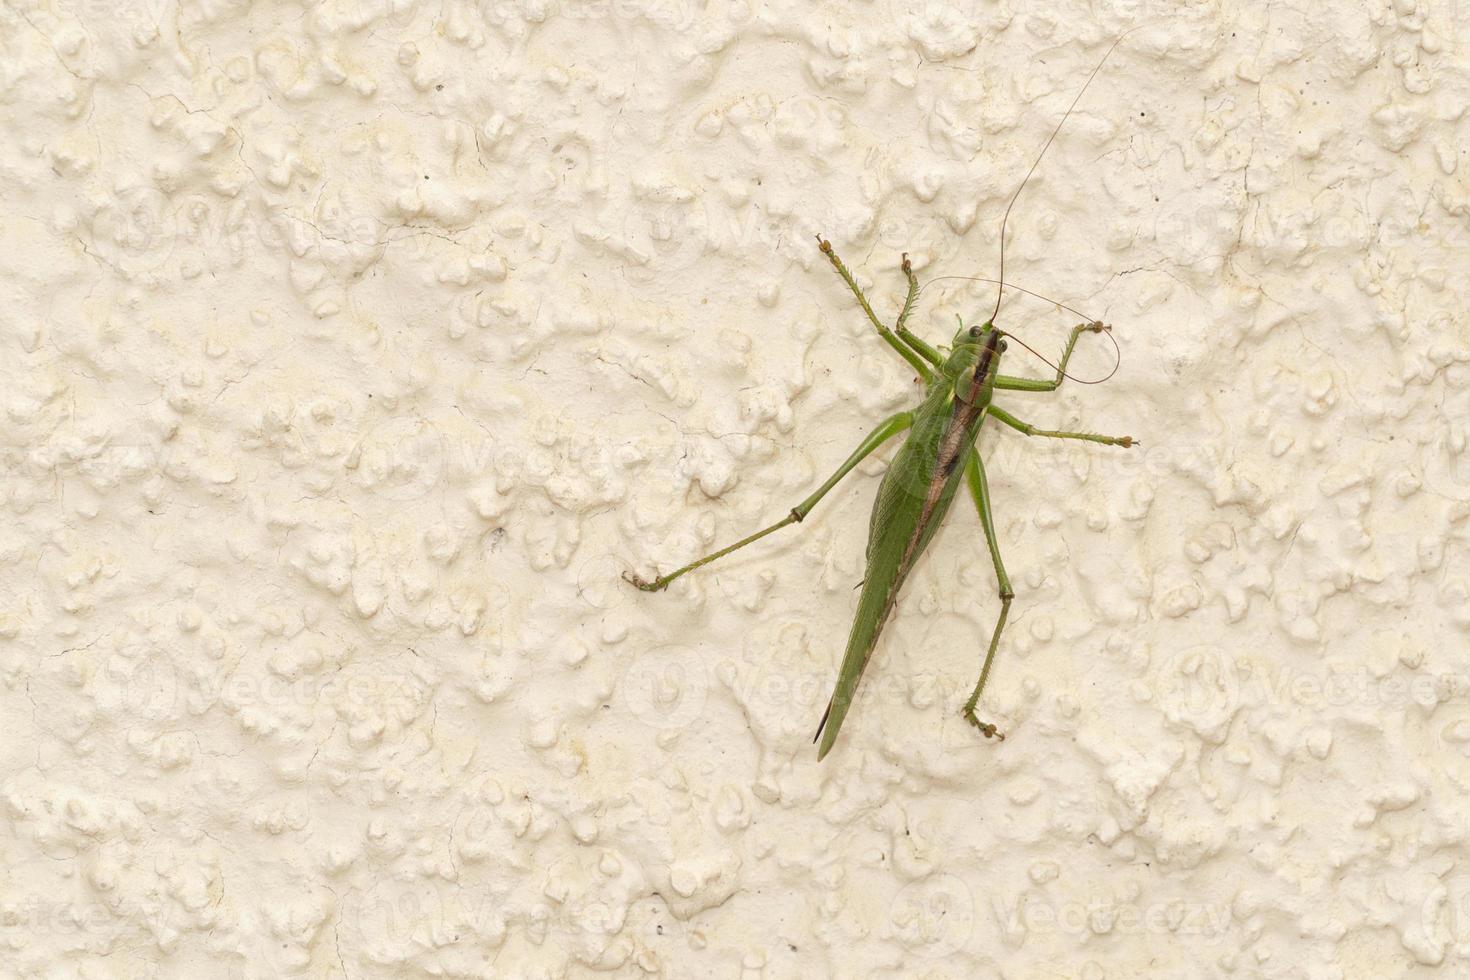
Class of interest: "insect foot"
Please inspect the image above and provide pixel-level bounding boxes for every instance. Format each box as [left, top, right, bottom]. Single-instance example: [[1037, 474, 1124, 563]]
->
[[963, 706, 1007, 741], [622, 570, 669, 592]]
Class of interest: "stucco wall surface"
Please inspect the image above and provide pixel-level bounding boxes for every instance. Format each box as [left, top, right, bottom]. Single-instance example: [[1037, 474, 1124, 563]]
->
[[3, 0, 1469, 977]]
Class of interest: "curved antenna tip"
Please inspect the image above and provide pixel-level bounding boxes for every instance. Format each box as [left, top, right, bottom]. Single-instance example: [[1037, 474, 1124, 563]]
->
[[1005, 322, 1123, 386]]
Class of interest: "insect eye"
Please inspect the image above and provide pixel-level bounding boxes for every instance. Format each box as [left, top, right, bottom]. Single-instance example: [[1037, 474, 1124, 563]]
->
[[968, 326, 982, 339], [998, 340, 1009, 353]]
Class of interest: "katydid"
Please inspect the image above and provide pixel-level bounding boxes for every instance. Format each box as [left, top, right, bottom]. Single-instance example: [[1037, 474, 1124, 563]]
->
[[624, 39, 1137, 760]]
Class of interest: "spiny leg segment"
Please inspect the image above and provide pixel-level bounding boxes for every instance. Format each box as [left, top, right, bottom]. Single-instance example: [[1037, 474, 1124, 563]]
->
[[816, 237, 943, 375], [891, 254, 944, 366], [987, 405, 1134, 447], [962, 453, 1011, 741], [624, 411, 914, 591], [993, 321, 1109, 392]]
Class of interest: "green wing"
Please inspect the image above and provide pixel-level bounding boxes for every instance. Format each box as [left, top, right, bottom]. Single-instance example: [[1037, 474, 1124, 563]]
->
[[814, 393, 975, 760]]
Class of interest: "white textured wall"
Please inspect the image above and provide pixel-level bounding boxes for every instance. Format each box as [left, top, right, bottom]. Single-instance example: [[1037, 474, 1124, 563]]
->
[[3, 1, 1469, 977]]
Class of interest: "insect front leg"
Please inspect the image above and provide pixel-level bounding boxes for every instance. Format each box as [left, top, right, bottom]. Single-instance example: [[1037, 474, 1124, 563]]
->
[[993, 321, 1110, 392], [815, 237, 941, 379], [962, 453, 1011, 741], [892, 253, 944, 366], [624, 411, 914, 591]]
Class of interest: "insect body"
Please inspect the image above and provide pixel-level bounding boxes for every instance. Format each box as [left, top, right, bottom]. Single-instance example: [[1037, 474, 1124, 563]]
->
[[626, 40, 1138, 760], [628, 244, 1132, 758]]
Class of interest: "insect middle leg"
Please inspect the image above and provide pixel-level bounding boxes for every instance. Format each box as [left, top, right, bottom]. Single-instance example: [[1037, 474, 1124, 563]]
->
[[993, 321, 1108, 392], [962, 452, 1012, 741], [987, 405, 1134, 448], [625, 411, 914, 591], [815, 237, 942, 377]]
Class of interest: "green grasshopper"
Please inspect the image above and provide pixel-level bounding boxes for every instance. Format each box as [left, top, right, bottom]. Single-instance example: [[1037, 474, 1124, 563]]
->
[[625, 40, 1137, 760]]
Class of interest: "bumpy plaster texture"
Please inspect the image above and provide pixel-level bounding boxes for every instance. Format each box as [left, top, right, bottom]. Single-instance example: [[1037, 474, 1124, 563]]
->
[[2, 0, 1469, 977]]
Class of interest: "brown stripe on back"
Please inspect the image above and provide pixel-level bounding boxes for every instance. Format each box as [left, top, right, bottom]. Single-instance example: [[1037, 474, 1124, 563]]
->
[[843, 332, 1001, 688], [877, 335, 998, 629]]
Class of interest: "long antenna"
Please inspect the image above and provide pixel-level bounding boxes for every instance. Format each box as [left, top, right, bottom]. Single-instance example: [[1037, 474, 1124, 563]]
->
[[990, 31, 1134, 325], [919, 274, 1098, 322], [1001, 326, 1123, 385]]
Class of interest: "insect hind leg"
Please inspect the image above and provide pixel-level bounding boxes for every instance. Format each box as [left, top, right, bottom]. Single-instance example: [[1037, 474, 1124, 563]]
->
[[624, 410, 913, 591], [962, 453, 1011, 741]]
